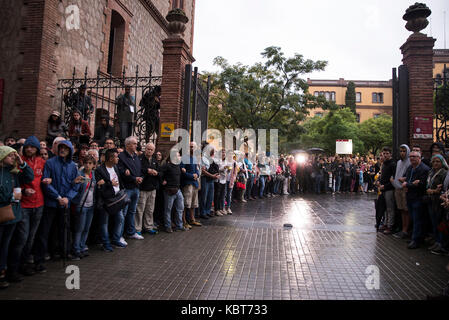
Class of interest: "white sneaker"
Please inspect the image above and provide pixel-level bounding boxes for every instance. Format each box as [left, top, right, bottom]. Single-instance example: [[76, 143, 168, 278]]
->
[[120, 237, 128, 246], [221, 210, 227, 215], [215, 211, 223, 216], [129, 233, 144, 240], [227, 208, 233, 214]]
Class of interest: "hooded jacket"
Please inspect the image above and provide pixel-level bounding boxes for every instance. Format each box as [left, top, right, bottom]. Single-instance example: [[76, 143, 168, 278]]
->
[[393, 144, 411, 189], [380, 158, 396, 192], [42, 140, 81, 208], [20, 136, 46, 208], [0, 147, 34, 225]]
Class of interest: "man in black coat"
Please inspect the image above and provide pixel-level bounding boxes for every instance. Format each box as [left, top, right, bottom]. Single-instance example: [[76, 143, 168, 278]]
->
[[379, 147, 397, 234], [93, 116, 115, 147]]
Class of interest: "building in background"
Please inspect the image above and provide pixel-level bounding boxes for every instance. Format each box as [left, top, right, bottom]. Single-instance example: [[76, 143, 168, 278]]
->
[[307, 49, 449, 123]]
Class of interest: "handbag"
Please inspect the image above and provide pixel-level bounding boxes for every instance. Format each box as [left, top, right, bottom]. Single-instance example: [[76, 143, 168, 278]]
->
[[0, 205, 15, 224], [236, 182, 246, 190], [103, 190, 130, 215]]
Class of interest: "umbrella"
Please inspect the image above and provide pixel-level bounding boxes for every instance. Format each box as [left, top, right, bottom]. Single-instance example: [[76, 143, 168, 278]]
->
[[307, 148, 325, 154], [374, 193, 386, 232], [290, 149, 307, 155]]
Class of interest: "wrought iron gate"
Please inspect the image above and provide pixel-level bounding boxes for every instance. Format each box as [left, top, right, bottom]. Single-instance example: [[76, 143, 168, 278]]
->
[[183, 65, 211, 143], [57, 66, 162, 147], [392, 65, 409, 160], [434, 64, 449, 148]]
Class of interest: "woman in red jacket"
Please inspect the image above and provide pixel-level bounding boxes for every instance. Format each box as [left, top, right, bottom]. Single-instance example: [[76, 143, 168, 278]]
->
[[68, 110, 92, 145]]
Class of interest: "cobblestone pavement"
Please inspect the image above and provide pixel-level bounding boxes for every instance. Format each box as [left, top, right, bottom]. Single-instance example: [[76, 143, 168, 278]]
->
[[1, 193, 448, 300]]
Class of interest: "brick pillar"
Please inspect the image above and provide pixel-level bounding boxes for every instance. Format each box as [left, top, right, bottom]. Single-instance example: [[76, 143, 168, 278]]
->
[[157, 37, 195, 156], [400, 33, 436, 156]]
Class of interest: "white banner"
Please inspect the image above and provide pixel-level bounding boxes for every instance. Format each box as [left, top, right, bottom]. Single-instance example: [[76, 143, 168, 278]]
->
[[336, 139, 353, 155]]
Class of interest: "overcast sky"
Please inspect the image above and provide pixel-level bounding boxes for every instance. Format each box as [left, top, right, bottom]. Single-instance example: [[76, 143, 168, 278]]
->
[[192, 0, 449, 81]]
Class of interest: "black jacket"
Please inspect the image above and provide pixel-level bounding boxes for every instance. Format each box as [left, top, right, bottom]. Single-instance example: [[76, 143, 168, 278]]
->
[[139, 154, 160, 191], [93, 125, 115, 146], [117, 151, 142, 190], [380, 159, 396, 192], [160, 162, 181, 189], [403, 162, 430, 201], [95, 164, 124, 201]]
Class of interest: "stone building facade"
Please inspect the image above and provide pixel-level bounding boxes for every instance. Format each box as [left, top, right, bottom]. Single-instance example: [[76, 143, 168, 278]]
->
[[0, 0, 196, 140]]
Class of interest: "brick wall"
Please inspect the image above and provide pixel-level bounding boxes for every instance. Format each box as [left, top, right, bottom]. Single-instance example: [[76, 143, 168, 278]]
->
[[401, 34, 436, 157]]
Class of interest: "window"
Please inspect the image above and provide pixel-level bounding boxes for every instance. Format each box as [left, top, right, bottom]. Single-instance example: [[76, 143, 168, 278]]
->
[[373, 113, 381, 119], [315, 112, 323, 118], [314, 91, 319, 97], [314, 91, 335, 101], [331, 92, 336, 102], [107, 10, 126, 76], [324, 92, 330, 101], [356, 113, 361, 123], [372, 92, 384, 104], [356, 92, 362, 103]]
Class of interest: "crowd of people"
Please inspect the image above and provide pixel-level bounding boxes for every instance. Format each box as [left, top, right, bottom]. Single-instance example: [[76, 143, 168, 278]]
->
[[1, 112, 448, 297]]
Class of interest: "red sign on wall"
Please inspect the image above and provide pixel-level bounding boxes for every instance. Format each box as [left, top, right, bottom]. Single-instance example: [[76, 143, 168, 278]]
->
[[0, 79, 4, 122], [413, 116, 433, 139]]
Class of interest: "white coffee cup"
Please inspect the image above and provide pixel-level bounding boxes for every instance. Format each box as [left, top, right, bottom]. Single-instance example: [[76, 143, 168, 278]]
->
[[13, 188, 22, 195]]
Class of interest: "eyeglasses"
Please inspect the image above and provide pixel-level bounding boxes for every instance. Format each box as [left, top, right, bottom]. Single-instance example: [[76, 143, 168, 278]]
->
[[410, 155, 420, 158]]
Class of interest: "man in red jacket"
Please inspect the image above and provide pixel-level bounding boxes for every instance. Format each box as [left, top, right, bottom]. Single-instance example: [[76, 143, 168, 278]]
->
[[7, 136, 49, 281]]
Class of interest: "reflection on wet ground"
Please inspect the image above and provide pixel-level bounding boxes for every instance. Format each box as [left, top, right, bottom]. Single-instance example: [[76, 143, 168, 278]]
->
[[1, 193, 448, 300]]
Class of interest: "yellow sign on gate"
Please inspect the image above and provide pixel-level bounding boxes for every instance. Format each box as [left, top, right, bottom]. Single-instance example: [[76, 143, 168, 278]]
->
[[161, 123, 175, 138]]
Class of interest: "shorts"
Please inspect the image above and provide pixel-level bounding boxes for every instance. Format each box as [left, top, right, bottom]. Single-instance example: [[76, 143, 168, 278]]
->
[[395, 188, 408, 211], [182, 184, 199, 209]]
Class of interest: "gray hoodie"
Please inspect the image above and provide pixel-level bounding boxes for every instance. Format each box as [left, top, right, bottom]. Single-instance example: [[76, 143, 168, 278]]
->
[[393, 144, 411, 189]]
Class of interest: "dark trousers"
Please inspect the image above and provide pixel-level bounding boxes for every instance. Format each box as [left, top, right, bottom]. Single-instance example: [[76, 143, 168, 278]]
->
[[34, 207, 71, 264], [214, 182, 226, 211], [0, 224, 16, 271], [154, 189, 165, 227], [8, 207, 43, 272]]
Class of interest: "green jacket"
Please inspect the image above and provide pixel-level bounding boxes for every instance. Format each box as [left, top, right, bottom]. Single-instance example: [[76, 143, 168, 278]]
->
[[0, 163, 34, 225]]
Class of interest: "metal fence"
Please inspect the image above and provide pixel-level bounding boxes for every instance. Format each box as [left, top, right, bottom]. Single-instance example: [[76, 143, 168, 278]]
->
[[57, 66, 162, 147], [434, 64, 449, 148]]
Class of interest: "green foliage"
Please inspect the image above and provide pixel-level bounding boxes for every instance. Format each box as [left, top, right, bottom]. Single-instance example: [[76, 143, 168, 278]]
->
[[300, 108, 364, 154], [206, 47, 328, 150], [358, 114, 393, 156], [345, 81, 357, 115]]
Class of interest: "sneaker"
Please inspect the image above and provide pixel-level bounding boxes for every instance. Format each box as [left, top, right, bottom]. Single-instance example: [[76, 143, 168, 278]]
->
[[119, 237, 128, 246], [165, 227, 173, 233], [146, 229, 158, 235], [35, 264, 47, 274], [383, 228, 393, 235], [176, 227, 188, 232], [71, 254, 81, 261], [393, 231, 408, 239], [44, 254, 51, 261], [19, 265, 36, 276], [127, 233, 144, 240], [102, 245, 114, 252], [191, 221, 202, 227], [184, 224, 193, 229], [408, 241, 419, 249], [7, 272, 24, 283], [112, 242, 127, 249], [136, 231, 143, 236], [207, 214, 215, 218], [0, 272, 9, 289], [26, 256, 34, 265], [241, 199, 247, 203], [428, 243, 440, 251], [80, 251, 89, 258], [200, 215, 209, 220], [215, 211, 223, 217], [227, 208, 233, 215]]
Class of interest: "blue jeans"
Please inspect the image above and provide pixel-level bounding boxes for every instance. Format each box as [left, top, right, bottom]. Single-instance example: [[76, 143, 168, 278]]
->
[[164, 190, 184, 229], [122, 188, 140, 237], [335, 176, 342, 192], [408, 199, 423, 242], [259, 176, 266, 198], [428, 203, 443, 244], [8, 207, 43, 272], [99, 209, 124, 247], [315, 174, 323, 194], [72, 206, 94, 255], [201, 177, 214, 216], [0, 224, 16, 271], [274, 179, 280, 194], [224, 183, 233, 209]]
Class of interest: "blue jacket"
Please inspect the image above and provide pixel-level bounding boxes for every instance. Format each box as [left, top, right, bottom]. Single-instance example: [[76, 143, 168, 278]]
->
[[42, 140, 81, 208], [0, 163, 34, 225], [71, 168, 97, 206], [181, 155, 200, 188]]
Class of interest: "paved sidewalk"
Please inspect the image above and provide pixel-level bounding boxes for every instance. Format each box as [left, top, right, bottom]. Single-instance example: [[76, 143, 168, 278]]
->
[[1, 193, 448, 300]]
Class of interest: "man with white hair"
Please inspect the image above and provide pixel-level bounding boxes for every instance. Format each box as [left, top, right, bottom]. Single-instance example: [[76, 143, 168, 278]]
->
[[118, 136, 144, 241]]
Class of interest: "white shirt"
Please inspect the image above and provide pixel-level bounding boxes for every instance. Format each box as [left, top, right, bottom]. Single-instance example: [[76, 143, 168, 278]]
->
[[106, 166, 120, 194]]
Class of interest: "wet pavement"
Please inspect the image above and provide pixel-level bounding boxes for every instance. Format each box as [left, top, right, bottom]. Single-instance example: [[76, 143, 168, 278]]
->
[[1, 193, 448, 300]]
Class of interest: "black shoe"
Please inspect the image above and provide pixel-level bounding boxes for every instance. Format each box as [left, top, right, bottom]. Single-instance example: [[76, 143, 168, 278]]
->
[[408, 241, 419, 249], [80, 251, 89, 258], [20, 265, 36, 276], [7, 272, 24, 283], [35, 264, 47, 274], [165, 227, 173, 233], [200, 215, 209, 220]]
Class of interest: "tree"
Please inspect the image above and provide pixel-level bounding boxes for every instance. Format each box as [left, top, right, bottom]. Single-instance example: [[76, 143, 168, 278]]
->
[[206, 47, 330, 150], [300, 108, 364, 154], [345, 81, 357, 115], [358, 114, 393, 156]]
